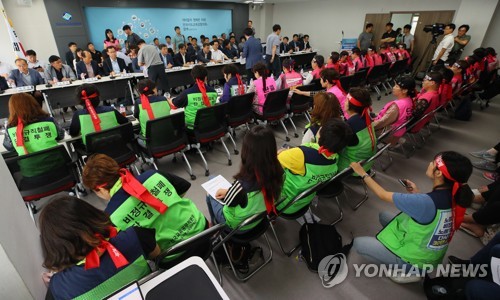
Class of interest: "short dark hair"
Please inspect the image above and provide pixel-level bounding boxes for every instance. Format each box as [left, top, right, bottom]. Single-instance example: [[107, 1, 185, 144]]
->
[[192, 37, 198, 42], [386, 22, 394, 27], [174, 26, 180, 30], [318, 119, 353, 154], [320, 68, 340, 84], [222, 39, 230, 48], [283, 36, 289, 41], [48, 55, 61, 63], [243, 28, 253, 36], [122, 25, 131, 31], [273, 24, 281, 32], [188, 35, 192, 39], [137, 79, 156, 95], [68, 42, 76, 47], [304, 34, 309, 38], [366, 23, 373, 29], [248, 20, 253, 23], [178, 43, 186, 50], [426, 71, 444, 86], [446, 23, 456, 30], [222, 64, 240, 77], [76, 83, 101, 107], [137, 39, 146, 45], [202, 42, 210, 48], [153, 37, 159, 42], [86, 42, 94, 47], [212, 35, 218, 39], [347, 87, 372, 114], [459, 24, 470, 32], [106, 46, 116, 51], [313, 55, 325, 68], [191, 65, 208, 80], [404, 24, 411, 30], [159, 44, 167, 50], [165, 35, 171, 40], [25, 49, 36, 56]]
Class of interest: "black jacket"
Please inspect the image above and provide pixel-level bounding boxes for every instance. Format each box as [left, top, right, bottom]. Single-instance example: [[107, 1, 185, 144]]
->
[[76, 60, 103, 79], [102, 57, 129, 75]]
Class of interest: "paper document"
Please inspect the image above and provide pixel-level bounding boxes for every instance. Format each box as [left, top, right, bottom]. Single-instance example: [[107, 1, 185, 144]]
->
[[201, 175, 232, 201]]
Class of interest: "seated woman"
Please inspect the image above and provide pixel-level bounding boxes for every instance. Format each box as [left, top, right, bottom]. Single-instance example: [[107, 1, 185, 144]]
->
[[247, 62, 277, 115], [82, 154, 207, 260], [69, 83, 129, 144], [339, 51, 355, 76], [292, 68, 346, 107], [276, 59, 303, 90], [169, 65, 218, 131], [205, 125, 283, 230], [277, 119, 352, 214], [373, 76, 416, 145], [337, 87, 377, 173], [134, 79, 170, 148], [303, 55, 325, 85], [220, 64, 246, 103], [41, 196, 159, 300], [326, 51, 340, 72], [3, 93, 65, 180], [351, 151, 473, 282], [302, 92, 342, 144], [450, 60, 468, 93]]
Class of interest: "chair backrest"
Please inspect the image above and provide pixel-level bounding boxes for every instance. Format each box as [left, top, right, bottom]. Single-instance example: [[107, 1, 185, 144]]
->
[[351, 69, 367, 87], [145, 112, 188, 157], [262, 88, 289, 118], [213, 211, 269, 250], [377, 116, 415, 141], [85, 122, 135, 160], [193, 103, 228, 138], [366, 64, 385, 81], [407, 104, 443, 133], [155, 223, 226, 266], [289, 84, 314, 112], [226, 92, 255, 125], [310, 78, 322, 91], [275, 181, 324, 216], [339, 75, 353, 91]]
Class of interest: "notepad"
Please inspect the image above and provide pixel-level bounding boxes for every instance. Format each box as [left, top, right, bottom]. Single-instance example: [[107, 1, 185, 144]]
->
[[201, 175, 232, 201]]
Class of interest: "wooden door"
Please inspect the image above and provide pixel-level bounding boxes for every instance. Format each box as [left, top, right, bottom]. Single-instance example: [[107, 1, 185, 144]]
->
[[412, 11, 455, 73], [364, 13, 391, 50]]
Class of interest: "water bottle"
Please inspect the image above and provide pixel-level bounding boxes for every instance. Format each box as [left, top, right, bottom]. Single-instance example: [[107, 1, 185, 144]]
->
[[119, 104, 126, 116], [80, 73, 86, 80], [300, 68, 304, 75], [53, 77, 58, 83], [8, 80, 16, 88], [249, 78, 254, 86], [111, 104, 116, 110]]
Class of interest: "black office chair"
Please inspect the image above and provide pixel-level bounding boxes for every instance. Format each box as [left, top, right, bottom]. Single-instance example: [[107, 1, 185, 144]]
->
[[289, 84, 314, 123], [213, 212, 272, 282], [225, 92, 255, 137], [190, 103, 237, 176], [339, 75, 353, 92], [351, 69, 367, 88], [366, 64, 385, 100], [3, 145, 81, 221], [85, 122, 139, 172], [140, 112, 196, 180], [254, 88, 293, 141], [155, 223, 226, 284], [316, 167, 355, 224], [378, 62, 393, 95]]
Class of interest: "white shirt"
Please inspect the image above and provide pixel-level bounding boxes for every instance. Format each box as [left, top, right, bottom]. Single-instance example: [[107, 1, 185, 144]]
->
[[117, 51, 132, 65], [432, 33, 454, 61], [0, 61, 13, 77], [211, 49, 226, 61]]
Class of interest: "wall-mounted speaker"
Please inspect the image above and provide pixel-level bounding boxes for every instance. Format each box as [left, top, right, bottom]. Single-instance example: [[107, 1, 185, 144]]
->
[[16, 0, 32, 7]]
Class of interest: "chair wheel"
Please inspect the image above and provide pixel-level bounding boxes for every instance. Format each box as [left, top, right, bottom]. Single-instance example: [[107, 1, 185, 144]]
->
[[190, 174, 197, 180], [228, 160, 232, 166], [286, 136, 290, 142], [377, 96, 381, 100], [294, 133, 299, 138], [234, 150, 239, 155], [205, 170, 210, 176]]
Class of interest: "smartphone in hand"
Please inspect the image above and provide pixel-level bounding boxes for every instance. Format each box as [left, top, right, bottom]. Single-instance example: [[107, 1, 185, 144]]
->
[[398, 179, 410, 188]]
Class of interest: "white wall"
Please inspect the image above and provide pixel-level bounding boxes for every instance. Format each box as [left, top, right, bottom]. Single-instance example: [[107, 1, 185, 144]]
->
[[480, 0, 499, 51], [267, 0, 497, 58], [249, 3, 274, 41], [0, 0, 58, 66]]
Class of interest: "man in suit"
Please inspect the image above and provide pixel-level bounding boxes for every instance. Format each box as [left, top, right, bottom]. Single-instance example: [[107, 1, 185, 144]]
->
[[76, 50, 102, 79], [197, 43, 214, 63], [173, 44, 194, 67], [65, 42, 78, 71], [288, 34, 303, 52], [9, 58, 45, 106], [242, 27, 263, 83], [159, 44, 174, 69], [102, 46, 129, 76], [45, 55, 76, 84], [187, 38, 198, 61], [280, 36, 292, 54], [303, 34, 312, 50]]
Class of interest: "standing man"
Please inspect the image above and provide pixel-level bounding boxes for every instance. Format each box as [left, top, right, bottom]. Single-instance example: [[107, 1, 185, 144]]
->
[[172, 26, 186, 53], [248, 20, 256, 36], [137, 39, 169, 94], [123, 25, 141, 50], [164, 36, 174, 50], [266, 24, 282, 79], [431, 23, 456, 66], [25, 49, 47, 81], [449, 24, 471, 61], [357, 23, 374, 51], [65, 42, 78, 71], [380, 22, 397, 45], [87, 43, 103, 65], [243, 27, 263, 83], [401, 24, 414, 55]]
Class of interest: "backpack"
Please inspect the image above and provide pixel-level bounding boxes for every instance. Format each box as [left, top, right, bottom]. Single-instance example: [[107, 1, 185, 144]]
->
[[454, 98, 472, 121], [299, 216, 353, 272]]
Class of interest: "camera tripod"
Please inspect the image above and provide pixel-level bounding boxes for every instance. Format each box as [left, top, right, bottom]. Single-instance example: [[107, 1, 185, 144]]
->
[[412, 34, 439, 78]]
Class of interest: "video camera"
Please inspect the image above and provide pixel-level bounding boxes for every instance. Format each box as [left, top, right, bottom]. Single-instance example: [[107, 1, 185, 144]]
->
[[423, 23, 445, 36]]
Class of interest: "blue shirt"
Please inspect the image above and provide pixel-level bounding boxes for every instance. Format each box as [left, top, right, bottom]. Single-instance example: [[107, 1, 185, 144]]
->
[[110, 59, 121, 74], [392, 193, 437, 224]]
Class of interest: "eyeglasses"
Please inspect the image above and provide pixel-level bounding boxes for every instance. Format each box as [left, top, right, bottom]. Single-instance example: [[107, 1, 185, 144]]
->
[[312, 60, 317, 63], [423, 75, 432, 81], [452, 62, 461, 68]]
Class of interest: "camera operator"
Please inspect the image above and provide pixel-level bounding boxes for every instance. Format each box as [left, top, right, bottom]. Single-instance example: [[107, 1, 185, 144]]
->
[[449, 24, 471, 61], [431, 23, 456, 66]]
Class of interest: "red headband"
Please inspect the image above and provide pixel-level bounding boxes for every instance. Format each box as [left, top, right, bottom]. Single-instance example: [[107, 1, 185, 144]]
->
[[318, 146, 335, 158], [348, 94, 375, 150], [81, 90, 101, 132], [15, 116, 28, 154], [196, 79, 211, 107], [140, 92, 155, 120], [235, 74, 245, 95], [255, 171, 276, 216], [435, 155, 466, 236], [119, 169, 168, 214], [85, 226, 129, 270]]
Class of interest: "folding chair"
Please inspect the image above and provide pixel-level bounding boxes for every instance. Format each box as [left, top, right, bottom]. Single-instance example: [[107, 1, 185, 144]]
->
[[366, 64, 385, 100], [139, 113, 196, 180], [225, 92, 255, 137], [155, 223, 226, 284], [289, 84, 314, 124], [315, 167, 355, 223], [190, 103, 237, 176], [351, 69, 367, 88], [254, 88, 294, 141], [378, 62, 392, 95], [339, 75, 353, 92], [3, 145, 81, 221], [213, 212, 272, 282]]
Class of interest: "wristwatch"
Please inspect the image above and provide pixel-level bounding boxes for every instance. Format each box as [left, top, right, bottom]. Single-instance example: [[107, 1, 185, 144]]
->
[[361, 174, 370, 180]]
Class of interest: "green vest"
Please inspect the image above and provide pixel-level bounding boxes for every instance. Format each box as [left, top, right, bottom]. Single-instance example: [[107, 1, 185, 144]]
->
[[75, 256, 150, 300], [223, 188, 266, 230], [79, 110, 119, 144], [7, 121, 61, 177], [184, 92, 218, 129], [109, 172, 206, 258], [337, 125, 377, 172], [139, 100, 171, 137], [277, 143, 338, 214], [377, 191, 453, 268]]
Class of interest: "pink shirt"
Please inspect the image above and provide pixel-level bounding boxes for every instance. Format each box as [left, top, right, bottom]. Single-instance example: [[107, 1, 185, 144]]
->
[[376, 97, 414, 137], [279, 71, 303, 89], [327, 85, 347, 118], [411, 90, 439, 133], [253, 77, 277, 113], [104, 39, 120, 49]]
